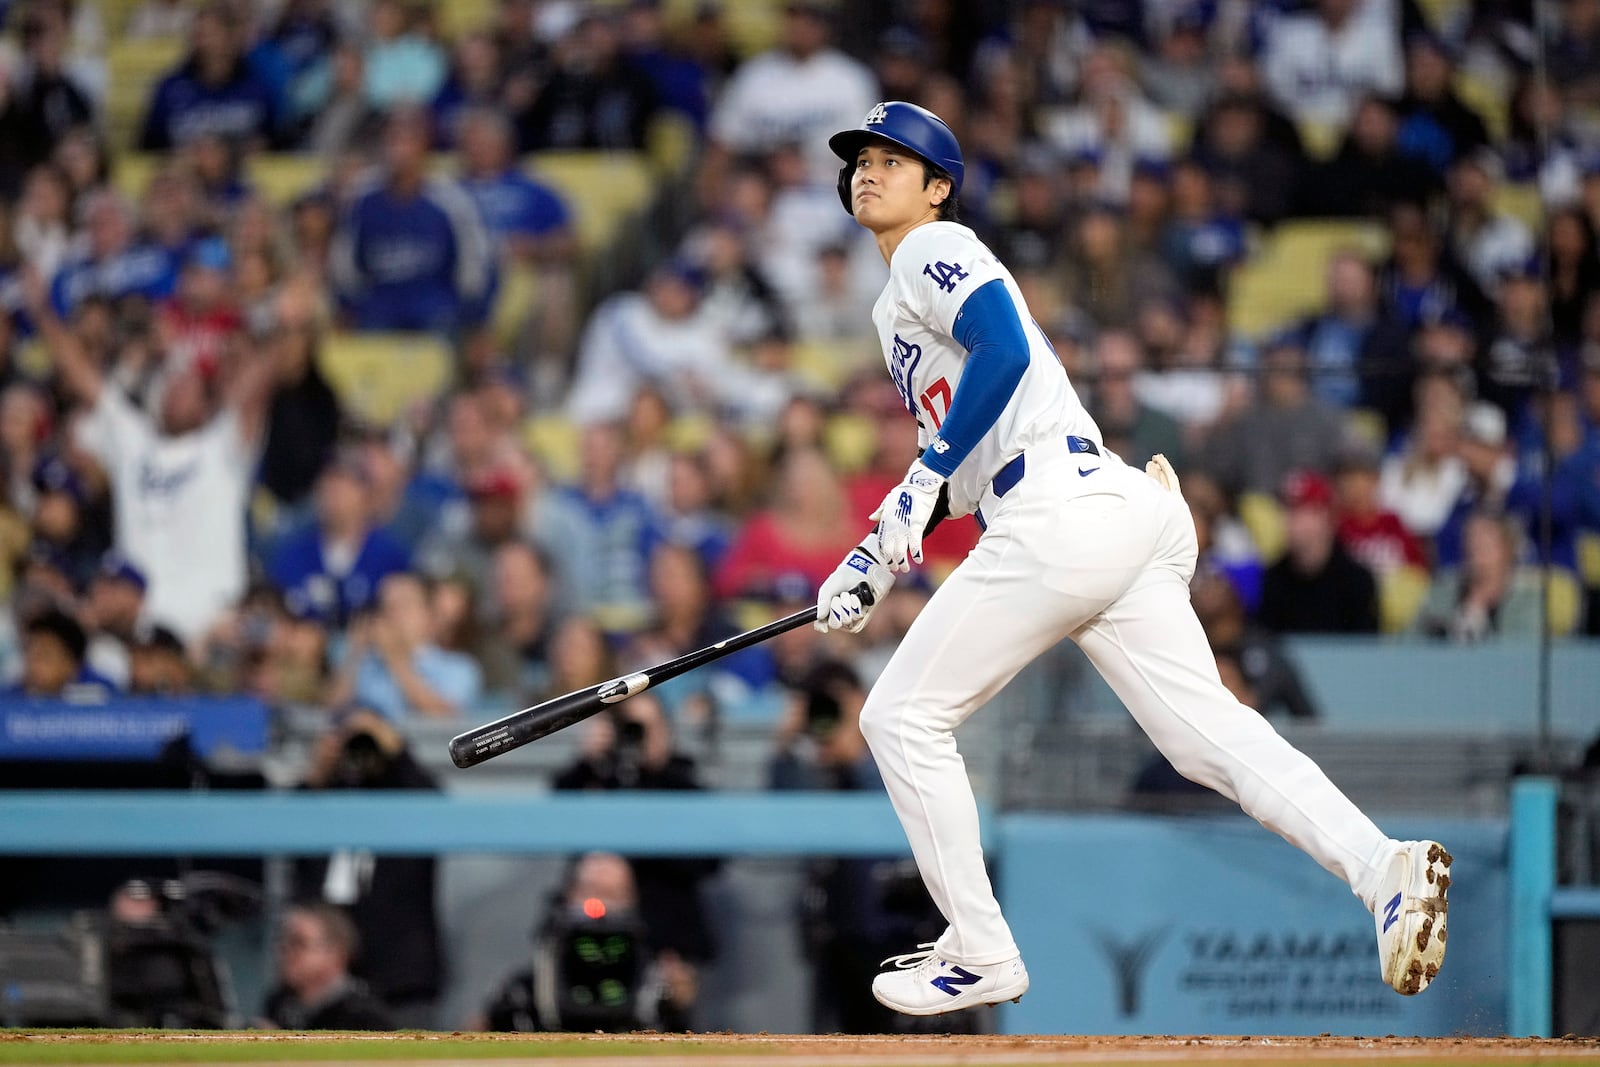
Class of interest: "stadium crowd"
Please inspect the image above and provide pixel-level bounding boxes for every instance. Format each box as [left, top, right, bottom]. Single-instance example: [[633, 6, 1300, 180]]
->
[[0, 0, 1599, 1033]]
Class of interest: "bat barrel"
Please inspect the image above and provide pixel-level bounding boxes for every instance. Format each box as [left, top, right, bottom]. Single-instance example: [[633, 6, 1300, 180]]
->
[[447, 687, 602, 768]]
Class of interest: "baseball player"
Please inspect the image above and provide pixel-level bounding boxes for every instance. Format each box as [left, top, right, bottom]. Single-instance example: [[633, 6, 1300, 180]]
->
[[813, 102, 1452, 1017]]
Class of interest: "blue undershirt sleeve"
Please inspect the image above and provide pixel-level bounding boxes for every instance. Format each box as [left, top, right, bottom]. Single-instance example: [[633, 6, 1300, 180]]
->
[[919, 278, 1030, 478]]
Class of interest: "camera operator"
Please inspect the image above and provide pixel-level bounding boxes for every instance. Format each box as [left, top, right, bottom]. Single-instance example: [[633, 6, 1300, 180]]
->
[[552, 695, 718, 1021], [478, 852, 694, 1033], [770, 659, 953, 1034], [260, 903, 396, 1030], [293, 709, 444, 1028], [103, 872, 261, 1029]]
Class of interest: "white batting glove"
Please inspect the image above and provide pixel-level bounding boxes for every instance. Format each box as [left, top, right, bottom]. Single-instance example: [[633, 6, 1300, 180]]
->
[[869, 459, 943, 573], [1145, 453, 1182, 495], [815, 539, 896, 634]]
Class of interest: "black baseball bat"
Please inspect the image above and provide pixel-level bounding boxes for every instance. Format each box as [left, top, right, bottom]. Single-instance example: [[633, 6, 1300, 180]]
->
[[448, 584, 871, 769]]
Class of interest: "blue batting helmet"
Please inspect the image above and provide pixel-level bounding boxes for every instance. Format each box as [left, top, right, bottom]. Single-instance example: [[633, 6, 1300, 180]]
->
[[828, 101, 964, 215]]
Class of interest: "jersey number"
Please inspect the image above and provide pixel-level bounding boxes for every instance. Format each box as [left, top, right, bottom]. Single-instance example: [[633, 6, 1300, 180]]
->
[[922, 261, 968, 293], [919, 377, 951, 430]]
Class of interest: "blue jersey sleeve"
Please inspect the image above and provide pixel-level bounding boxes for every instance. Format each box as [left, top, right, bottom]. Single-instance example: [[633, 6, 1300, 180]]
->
[[919, 278, 1029, 478]]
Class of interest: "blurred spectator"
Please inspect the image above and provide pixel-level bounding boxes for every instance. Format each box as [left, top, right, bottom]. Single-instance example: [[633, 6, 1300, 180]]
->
[[566, 261, 736, 424], [1446, 149, 1536, 294], [1190, 569, 1317, 718], [687, 220, 792, 349], [1547, 0, 1600, 106], [300, 40, 383, 155], [0, 3, 94, 179], [991, 147, 1071, 276], [1190, 89, 1305, 226], [1185, 471, 1266, 612], [540, 615, 616, 702], [480, 852, 695, 1033], [34, 278, 271, 642], [261, 902, 397, 1030], [363, 0, 446, 110], [717, 446, 857, 601], [3, 608, 115, 698], [1157, 159, 1245, 295], [537, 422, 657, 624], [155, 237, 243, 380], [1411, 510, 1544, 640], [330, 106, 492, 332], [1293, 249, 1410, 411], [1257, 470, 1380, 634], [1380, 374, 1471, 540], [268, 453, 411, 628], [1141, 4, 1218, 114], [12, 165, 74, 280], [1, 384, 51, 517], [1041, 42, 1172, 206], [1434, 400, 1558, 569], [1260, 0, 1403, 127], [619, 0, 710, 129], [769, 659, 934, 1033], [432, 31, 506, 147], [474, 541, 558, 698], [1303, 95, 1441, 218], [519, 9, 658, 151], [647, 450, 735, 572], [81, 552, 146, 688], [127, 622, 193, 696], [1547, 207, 1600, 345], [1376, 202, 1493, 334], [257, 283, 342, 511], [1397, 32, 1490, 173], [554, 695, 718, 989], [1479, 257, 1557, 424], [1062, 202, 1179, 330], [26, 454, 101, 589], [294, 710, 444, 1028], [699, 0, 876, 197], [1335, 444, 1427, 579], [1202, 339, 1347, 497], [140, 0, 281, 151], [1088, 330, 1188, 471], [49, 191, 178, 317], [326, 571, 483, 719]]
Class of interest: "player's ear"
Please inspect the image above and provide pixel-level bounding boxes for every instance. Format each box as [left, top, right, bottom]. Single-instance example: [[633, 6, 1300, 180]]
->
[[928, 174, 952, 209]]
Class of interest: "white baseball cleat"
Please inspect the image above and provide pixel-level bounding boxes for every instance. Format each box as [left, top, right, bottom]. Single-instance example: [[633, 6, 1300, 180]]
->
[[1375, 840, 1452, 995], [870, 943, 1030, 1016]]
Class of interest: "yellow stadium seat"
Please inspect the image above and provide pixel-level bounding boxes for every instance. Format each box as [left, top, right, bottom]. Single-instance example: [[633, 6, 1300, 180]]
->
[[1296, 120, 1345, 163], [15, 338, 49, 379], [247, 155, 329, 205], [1379, 564, 1432, 634], [105, 37, 187, 150], [1579, 531, 1600, 588], [822, 413, 877, 475], [1343, 407, 1388, 452], [523, 414, 581, 482], [647, 112, 699, 177], [1236, 491, 1286, 564], [1166, 112, 1193, 156], [790, 338, 878, 394], [1548, 568, 1582, 637], [1493, 182, 1544, 235], [523, 151, 655, 255], [317, 332, 454, 427], [666, 413, 715, 453], [659, 0, 782, 57], [489, 263, 541, 348], [436, 0, 495, 41], [1228, 220, 1389, 339], [112, 153, 161, 202], [1414, 0, 1468, 32]]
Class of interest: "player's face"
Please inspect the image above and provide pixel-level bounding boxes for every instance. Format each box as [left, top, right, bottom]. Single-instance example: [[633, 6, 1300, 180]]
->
[[850, 143, 949, 232]]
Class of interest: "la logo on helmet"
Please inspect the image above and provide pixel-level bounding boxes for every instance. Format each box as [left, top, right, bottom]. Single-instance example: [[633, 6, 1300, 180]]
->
[[865, 103, 888, 125]]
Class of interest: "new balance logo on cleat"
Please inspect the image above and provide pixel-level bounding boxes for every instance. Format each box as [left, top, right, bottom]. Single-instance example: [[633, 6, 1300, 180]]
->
[[930, 966, 980, 996], [1382, 892, 1402, 934]]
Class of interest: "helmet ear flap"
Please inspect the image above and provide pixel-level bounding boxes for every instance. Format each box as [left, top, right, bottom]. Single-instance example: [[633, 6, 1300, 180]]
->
[[836, 161, 855, 215]]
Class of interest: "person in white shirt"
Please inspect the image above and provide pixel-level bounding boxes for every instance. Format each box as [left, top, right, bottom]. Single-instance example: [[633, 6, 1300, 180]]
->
[[699, 0, 876, 197], [28, 273, 271, 643], [1261, 0, 1404, 127]]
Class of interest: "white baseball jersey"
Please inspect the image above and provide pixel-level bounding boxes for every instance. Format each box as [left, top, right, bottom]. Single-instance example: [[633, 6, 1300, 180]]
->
[[870, 221, 1101, 516]]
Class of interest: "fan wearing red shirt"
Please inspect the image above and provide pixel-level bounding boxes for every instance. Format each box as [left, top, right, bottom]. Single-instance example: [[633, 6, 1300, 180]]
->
[[714, 446, 861, 601], [1335, 446, 1426, 577], [156, 237, 244, 380]]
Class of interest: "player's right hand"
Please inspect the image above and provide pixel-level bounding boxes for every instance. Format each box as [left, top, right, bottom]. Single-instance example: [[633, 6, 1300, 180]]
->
[[815, 538, 896, 634]]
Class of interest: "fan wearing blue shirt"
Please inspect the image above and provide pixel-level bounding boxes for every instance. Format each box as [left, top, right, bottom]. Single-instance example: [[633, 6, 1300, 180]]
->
[[139, 2, 282, 151], [268, 454, 411, 628], [49, 191, 179, 317], [457, 109, 573, 259], [331, 107, 492, 332]]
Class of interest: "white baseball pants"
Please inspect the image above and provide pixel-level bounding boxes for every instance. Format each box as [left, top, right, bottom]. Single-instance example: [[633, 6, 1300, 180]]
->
[[857, 439, 1397, 966]]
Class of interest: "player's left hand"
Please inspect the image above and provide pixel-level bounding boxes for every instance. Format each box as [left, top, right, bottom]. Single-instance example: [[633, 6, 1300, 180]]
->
[[870, 459, 944, 572]]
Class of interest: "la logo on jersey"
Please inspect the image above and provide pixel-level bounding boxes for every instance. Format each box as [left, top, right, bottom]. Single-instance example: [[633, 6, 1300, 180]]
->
[[889, 333, 922, 415], [865, 102, 888, 125]]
